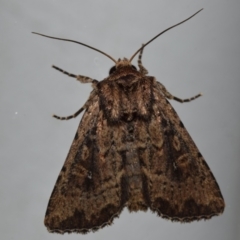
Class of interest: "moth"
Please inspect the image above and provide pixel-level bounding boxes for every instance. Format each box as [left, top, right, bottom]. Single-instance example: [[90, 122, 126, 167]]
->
[[33, 9, 224, 234]]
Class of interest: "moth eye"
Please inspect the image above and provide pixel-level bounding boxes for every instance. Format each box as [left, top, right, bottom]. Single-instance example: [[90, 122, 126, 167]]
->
[[131, 65, 137, 70], [109, 66, 116, 75]]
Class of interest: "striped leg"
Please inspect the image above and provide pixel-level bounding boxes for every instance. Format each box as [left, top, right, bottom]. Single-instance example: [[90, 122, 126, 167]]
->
[[170, 93, 202, 103], [157, 82, 202, 103], [51, 66, 98, 120], [53, 107, 84, 120], [52, 65, 98, 84], [138, 44, 148, 75], [53, 90, 97, 120]]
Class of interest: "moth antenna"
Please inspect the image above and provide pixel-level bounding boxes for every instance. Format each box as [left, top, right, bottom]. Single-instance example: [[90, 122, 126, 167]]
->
[[129, 8, 203, 63], [32, 32, 117, 64]]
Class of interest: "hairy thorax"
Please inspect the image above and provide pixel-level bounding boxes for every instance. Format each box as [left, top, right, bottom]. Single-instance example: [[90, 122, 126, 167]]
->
[[97, 66, 154, 122]]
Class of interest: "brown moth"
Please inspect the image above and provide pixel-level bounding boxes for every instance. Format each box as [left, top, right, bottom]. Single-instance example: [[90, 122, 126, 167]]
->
[[33, 8, 224, 234]]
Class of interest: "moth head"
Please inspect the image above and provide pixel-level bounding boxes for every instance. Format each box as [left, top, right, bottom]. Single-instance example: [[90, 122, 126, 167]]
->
[[109, 58, 137, 75]]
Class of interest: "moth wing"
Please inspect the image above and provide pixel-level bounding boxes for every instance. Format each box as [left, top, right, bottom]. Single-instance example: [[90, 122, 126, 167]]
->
[[144, 85, 225, 221], [44, 96, 125, 234]]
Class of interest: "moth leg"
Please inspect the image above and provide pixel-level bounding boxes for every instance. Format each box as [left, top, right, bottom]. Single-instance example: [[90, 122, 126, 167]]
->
[[52, 65, 98, 86], [53, 107, 84, 120], [138, 44, 148, 75], [157, 82, 202, 103], [53, 90, 97, 120]]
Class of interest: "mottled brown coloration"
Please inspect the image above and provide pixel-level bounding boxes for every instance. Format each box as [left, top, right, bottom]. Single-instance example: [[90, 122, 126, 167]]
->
[[34, 9, 224, 234], [44, 56, 224, 234]]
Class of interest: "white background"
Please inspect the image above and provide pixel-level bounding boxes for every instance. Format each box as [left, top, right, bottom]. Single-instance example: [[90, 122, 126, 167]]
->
[[1, 1, 239, 240]]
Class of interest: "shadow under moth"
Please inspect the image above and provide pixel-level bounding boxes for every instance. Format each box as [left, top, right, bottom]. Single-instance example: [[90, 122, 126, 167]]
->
[[33, 8, 224, 234]]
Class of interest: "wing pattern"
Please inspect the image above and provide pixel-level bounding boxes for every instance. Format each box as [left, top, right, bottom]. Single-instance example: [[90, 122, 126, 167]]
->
[[44, 75, 224, 234]]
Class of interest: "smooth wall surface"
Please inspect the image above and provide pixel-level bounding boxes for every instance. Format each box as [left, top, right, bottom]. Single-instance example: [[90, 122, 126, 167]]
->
[[1, 1, 239, 240]]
